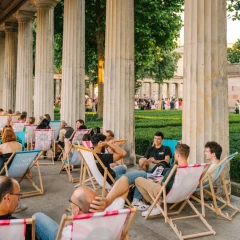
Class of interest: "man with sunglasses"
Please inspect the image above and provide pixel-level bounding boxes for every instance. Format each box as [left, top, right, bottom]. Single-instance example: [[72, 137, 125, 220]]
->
[[0, 176, 32, 239], [34, 176, 129, 240]]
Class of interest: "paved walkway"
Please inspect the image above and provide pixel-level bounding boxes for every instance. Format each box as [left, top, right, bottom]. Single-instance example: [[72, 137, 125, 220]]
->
[[16, 161, 240, 240]]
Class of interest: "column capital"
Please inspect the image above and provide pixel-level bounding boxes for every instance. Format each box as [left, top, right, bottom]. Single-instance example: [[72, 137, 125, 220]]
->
[[16, 10, 35, 22], [34, 0, 59, 8], [4, 22, 18, 32]]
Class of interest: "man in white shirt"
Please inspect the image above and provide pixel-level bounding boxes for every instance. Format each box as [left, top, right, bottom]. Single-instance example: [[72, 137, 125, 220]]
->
[[204, 141, 222, 183], [34, 176, 129, 240]]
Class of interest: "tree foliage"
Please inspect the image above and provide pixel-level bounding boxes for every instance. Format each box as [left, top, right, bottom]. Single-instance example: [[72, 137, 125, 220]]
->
[[227, 39, 240, 63], [228, 0, 240, 20]]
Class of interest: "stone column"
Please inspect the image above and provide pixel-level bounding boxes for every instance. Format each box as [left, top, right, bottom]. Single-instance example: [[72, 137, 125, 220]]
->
[[175, 83, 181, 98], [149, 82, 153, 98], [158, 84, 163, 99], [139, 84, 143, 98], [0, 32, 5, 108], [104, 0, 135, 164], [89, 83, 93, 98], [166, 83, 170, 98], [3, 22, 18, 112], [183, 0, 228, 164], [61, 0, 85, 128], [15, 11, 35, 115], [55, 79, 61, 99], [34, 0, 59, 121]]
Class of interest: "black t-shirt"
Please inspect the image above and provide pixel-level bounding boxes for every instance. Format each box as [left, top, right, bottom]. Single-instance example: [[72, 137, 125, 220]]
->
[[64, 127, 75, 139], [144, 145, 172, 161], [96, 153, 116, 185], [0, 214, 32, 240]]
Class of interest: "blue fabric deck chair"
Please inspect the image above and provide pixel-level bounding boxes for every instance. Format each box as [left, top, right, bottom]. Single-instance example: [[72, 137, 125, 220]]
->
[[50, 120, 61, 141], [0, 150, 44, 198], [189, 152, 240, 220], [59, 147, 83, 183], [15, 131, 26, 151], [162, 139, 179, 165]]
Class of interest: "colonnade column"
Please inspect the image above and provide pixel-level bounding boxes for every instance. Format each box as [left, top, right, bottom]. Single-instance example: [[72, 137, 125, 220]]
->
[[104, 0, 135, 164], [183, 0, 228, 163], [15, 11, 35, 115], [0, 32, 5, 108], [166, 83, 170, 98], [55, 79, 61, 100], [149, 82, 153, 98], [3, 22, 18, 112], [61, 0, 85, 128], [34, 0, 59, 120]]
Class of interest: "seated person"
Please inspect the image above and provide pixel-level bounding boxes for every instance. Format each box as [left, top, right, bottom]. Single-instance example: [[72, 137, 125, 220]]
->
[[36, 118, 50, 129], [18, 114, 26, 123], [0, 127, 22, 169], [203, 141, 222, 183], [43, 114, 51, 122], [75, 119, 87, 130], [91, 134, 148, 210], [58, 120, 74, 148], [135, 144, 189, 217], [105, 130, 115, 141], [139, 131, 172, 172], [0, 176, 31, 239], [34, 176, 129, 240], [28, 117, 35, 125]]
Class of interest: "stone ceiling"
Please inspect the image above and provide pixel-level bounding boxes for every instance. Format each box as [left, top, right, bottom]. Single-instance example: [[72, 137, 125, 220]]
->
[[0, 0, 36, 27]]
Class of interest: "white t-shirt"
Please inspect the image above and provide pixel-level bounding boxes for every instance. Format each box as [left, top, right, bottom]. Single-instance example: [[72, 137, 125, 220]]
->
[[203, 163, 219, 184]]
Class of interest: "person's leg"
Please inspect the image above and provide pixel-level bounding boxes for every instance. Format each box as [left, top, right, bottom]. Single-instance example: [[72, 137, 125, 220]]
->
[[106, 176, 129, 206], [33, 212, 59, 240], [135, 177, 162, 204], [139, 158, 149, 171], [112, 165, 127, 179]]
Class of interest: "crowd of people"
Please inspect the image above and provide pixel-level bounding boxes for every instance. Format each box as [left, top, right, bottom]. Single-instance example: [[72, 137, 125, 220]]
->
[[135, 97, 182, 110], [0, 109, 223, 239]]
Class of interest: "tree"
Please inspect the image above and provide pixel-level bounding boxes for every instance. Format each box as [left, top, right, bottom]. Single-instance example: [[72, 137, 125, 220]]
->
[[52, 0, 184, 117], [227, 39, 240, 63], [228, 0, 240, 20]]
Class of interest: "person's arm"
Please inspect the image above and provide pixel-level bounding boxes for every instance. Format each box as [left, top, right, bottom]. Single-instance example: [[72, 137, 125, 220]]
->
[[150, 146, 171, 164], [89, 176, 129, 212], [99, 141, 126, 162]]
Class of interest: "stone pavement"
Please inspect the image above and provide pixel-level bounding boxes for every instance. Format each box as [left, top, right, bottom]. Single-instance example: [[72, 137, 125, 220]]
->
[[15, 160, 240, 240]]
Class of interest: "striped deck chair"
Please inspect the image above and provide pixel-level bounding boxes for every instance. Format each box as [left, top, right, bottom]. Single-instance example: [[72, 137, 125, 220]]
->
[[70, 129, 91, 144], [34, 129, 55, 164], [12, 122, 25, 132], [145, 164, 216, 240], [82, 140, 93, 149], [10, 114, 21, 123], [56, 208, 137, 240], [0, 217, 36, 240], [190, 152, 240, 220], [75, 146, 132, 208], [0, 150, 44, 198], [0, 115, 9, 129], [25, 124, 38, 150]]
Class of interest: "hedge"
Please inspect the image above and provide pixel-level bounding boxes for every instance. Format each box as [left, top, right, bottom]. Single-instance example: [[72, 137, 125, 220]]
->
[[55, 109, 240, 183]]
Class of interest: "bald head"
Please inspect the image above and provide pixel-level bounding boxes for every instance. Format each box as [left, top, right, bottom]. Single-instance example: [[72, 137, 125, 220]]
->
[[72, 186, 97, 213]]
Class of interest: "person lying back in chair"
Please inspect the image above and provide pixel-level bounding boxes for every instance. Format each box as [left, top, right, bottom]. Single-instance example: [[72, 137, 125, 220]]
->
[[203, 141, 222, 183], [91, 134, 149, 211], [34, 176, 129, 240], [135, 143, 189, 217]]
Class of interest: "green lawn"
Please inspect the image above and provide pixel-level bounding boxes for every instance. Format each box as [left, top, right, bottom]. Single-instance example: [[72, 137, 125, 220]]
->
[[56, 109, 240, 182]]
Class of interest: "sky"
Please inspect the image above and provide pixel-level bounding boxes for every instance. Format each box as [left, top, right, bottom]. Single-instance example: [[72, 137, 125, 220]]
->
[[179, 14, 240, 46]]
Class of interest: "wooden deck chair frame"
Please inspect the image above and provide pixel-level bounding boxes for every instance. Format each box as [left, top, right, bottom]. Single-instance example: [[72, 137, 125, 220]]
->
[[56, 208, 137, 240], [115, 139, 127, 165], [59, 146, 84, 183], [0, 150, 44, 198], [34, 129, 56, 165], [190, 152, 240, 221], [0, 217, 36, 240], [145, 164, 215, 240], [75, 146, 132, 208]]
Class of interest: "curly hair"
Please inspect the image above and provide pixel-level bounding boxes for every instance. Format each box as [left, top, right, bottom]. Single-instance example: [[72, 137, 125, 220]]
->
[[91, 133, 106, 146], [2, 128, 17, 143]]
